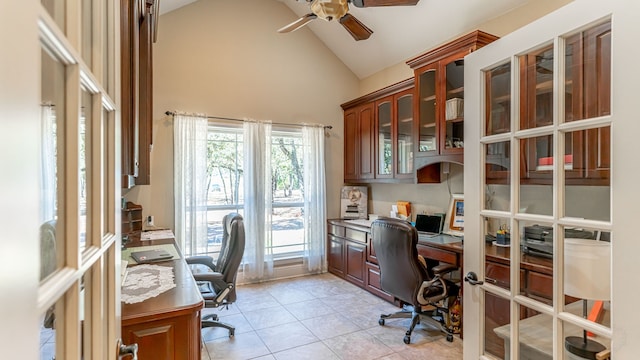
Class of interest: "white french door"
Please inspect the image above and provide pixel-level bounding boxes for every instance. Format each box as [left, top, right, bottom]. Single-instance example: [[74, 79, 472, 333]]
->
[[463, 0, 640, 359], [1, 1, 123, 359]]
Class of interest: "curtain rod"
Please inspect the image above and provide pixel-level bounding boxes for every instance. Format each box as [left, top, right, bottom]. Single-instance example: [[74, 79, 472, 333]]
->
[[164, 110, 333, 130]]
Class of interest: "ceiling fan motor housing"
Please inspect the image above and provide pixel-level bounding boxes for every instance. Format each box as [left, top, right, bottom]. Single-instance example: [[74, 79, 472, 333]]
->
[[310, 0, 349, 21]]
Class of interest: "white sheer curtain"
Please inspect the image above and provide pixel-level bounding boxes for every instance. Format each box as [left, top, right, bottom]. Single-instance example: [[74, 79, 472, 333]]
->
[[40, 105, 57, 223], [302, 125, 327, 273], [173, 114, 209, 257], [242, 120, 273, 281]]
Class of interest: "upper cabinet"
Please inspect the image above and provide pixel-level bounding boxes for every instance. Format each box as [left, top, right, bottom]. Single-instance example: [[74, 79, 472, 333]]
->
[[407, 31, 498, 183], [121, 0, 159, 188], [342, 79, 414, 184]]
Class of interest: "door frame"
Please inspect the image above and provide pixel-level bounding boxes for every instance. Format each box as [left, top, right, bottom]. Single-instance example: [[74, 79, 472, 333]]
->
[[463, 0, 640, 358]]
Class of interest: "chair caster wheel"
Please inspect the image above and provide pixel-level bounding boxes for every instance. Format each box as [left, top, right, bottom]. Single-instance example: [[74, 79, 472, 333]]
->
[[378, 318, 385, 326], [403, 335, 411, 344], [446, 334, 453, 342], [229, 330, 235, 338]]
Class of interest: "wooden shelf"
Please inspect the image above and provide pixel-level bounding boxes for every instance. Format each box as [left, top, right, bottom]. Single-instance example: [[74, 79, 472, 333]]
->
[[448, 86, 464, 95], [422, 95, 436, 102]]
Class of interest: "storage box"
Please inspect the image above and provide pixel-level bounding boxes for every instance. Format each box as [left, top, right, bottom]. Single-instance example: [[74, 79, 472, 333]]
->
[[445, 98, 464, 120]]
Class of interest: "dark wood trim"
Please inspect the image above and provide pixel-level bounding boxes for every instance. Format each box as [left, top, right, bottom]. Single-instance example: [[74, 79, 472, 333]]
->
[[406, 30, 499, 69], [340, 78, 414, 109]]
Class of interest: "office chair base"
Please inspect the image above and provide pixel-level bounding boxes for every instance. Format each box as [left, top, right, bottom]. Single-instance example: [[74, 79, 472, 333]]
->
[[379, 306, 454, 344], [202, 314, 236, 337]]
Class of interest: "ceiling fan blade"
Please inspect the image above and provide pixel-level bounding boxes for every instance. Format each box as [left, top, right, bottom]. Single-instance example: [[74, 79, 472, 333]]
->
[[277, 13, 318, 33], [351, 0, 419, 8], [339, 13, 373, 41]]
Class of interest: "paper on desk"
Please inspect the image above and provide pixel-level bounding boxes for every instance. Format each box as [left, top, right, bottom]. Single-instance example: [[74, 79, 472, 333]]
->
[[140, 229, 175, 241]]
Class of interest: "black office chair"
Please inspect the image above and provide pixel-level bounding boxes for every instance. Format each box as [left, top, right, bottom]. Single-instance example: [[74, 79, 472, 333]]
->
[[371, 217, 459, 344], [186, 213, 245, 337]]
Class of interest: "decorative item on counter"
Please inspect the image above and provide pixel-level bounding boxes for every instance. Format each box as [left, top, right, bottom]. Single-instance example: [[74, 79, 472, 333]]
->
[[340, 186, 368, 219], [495, 224, 510, 246], [396, 201, 411, 220]]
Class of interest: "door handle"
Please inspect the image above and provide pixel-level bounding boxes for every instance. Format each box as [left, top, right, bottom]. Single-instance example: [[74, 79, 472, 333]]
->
[[464, 271, 484, 286], [118, 340, 138, 360]]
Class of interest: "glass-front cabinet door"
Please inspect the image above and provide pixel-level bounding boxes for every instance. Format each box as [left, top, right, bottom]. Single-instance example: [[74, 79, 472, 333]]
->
[[417, 64, 437, 155], [464, 3, 620, 358], [376, 97, 393, 179], [443, 54, 465, 153], [395, 89, 414, 178]]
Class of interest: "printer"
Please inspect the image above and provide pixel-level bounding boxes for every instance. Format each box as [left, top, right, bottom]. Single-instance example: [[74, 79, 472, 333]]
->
[[521, 225, 594, 258]]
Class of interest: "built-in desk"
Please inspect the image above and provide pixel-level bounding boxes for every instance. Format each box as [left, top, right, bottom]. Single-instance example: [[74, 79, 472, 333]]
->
[[121, 238, 204, 360]]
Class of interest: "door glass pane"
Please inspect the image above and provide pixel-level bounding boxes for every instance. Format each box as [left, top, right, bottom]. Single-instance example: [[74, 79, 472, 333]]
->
[[81, 0, 94, 66], [564, 127, 611, 221], [520, 45, 554, 130], [485, 216, 511, 292], [40, 302, 57, 359], [445, 60, 464, 149], [80, 90, 92, 252], [418, 69, 436, 152], [484, 292, 510, 359], [41, 0, 65, 30], [102, 108, 110, 237], [485, 141, 510, 211], [377, 101, 392, 175], [520, 221, 554, 302], [485, 62, 511, 136], [396, 94, 413, 174], [41, 45, 66, 281], [520, 136, 553, 216], [518, 304, 554, 359], [81, 270, 92, 358], [102, 0, 111, 94], [564, 21, 611, 122]]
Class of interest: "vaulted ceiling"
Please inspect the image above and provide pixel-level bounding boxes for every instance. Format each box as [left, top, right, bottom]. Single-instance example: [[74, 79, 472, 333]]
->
[[160, 0, 531, 79]]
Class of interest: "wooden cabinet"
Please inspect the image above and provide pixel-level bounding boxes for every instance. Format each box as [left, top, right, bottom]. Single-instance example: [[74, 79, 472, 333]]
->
[[407, 31, 498, 183], [121, 0, 158, 188], [341, 79, 414, 184], [327, 220, 394, 302], [344, 103, 375, 181], [122, 201, 143, 241]]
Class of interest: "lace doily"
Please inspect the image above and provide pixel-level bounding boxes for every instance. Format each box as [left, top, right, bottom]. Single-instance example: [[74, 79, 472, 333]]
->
[[122, 264, 176, 304]]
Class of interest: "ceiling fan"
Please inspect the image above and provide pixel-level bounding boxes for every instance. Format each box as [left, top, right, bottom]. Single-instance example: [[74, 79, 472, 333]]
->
[[278, 0, 420, 41]]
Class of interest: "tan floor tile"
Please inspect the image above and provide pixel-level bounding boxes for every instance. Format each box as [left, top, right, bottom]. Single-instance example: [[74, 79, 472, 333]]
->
[[242, 304, 298, 330], [273, 341, 340, 360], [256, 321, 319, 353], [205, 331, 271, 360], [284, 299, 337, 321], [300, 313, 361, 340], [323, 329, 394, 360], [201, 313, 253, 341]]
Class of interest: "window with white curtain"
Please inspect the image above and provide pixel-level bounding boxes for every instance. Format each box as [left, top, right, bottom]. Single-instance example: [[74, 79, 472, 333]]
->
[[205, 123, 306, 260]]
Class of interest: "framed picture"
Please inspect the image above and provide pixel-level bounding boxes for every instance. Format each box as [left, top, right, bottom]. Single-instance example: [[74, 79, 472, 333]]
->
[[444, 194, 464, 236], [340, 186, 368, 219]]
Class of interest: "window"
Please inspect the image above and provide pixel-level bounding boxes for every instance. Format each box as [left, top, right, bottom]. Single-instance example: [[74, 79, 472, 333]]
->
[[205, 123, 306, 260]]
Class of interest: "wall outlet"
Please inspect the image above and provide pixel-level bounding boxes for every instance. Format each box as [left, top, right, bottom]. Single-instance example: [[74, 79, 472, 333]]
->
[[147, 215, 154, 226]]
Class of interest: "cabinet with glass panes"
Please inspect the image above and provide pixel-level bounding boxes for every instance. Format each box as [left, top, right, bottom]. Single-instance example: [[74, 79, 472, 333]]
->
[[407, 31, 499, 183]]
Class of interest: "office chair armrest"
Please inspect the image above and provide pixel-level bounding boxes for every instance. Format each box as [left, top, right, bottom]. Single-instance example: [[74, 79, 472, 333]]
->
[[193, 271, 224, 283], [432, 263, 457, 276], [185, 255, 216, 269]]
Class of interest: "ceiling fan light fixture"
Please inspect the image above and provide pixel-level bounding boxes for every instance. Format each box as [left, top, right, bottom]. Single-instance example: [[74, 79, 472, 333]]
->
[[310, 0, 349, 21]]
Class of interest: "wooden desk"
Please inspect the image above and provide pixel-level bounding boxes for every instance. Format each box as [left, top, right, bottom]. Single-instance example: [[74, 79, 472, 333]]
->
[[121, 238, 204, 360]]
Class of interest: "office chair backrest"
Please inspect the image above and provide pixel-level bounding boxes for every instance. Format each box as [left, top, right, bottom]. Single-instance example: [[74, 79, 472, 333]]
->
[[216, 212, 243, 271], [218, 214, 245, 301], [371, 218, 428, 307]]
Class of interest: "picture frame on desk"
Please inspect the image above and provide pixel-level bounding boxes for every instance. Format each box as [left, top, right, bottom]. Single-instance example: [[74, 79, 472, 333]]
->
[[444, 194, 464, 236]]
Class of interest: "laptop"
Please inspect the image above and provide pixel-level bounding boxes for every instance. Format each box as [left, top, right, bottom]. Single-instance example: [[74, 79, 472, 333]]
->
[[130, 249, 174, 263], [415, 214, 443, 238]]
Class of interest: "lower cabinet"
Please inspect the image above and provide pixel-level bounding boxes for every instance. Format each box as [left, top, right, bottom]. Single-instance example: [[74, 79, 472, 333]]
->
[[327, 220, 394, 303]]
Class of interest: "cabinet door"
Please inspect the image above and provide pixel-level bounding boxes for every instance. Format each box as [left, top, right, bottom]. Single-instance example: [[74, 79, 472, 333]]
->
[[416, 63, 438, 155], [375, 96, 393, 179], [344, 239, 366, 287], [441, 52, 466, 155], [344, 108, 359, 181], [358, 103, 375, 180], [395, 89, 414, 178], [328, 235, 345, 277]]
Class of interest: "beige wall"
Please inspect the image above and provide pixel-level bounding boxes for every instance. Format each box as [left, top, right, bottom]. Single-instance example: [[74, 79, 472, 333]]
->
[[124, 0, 360, 229]]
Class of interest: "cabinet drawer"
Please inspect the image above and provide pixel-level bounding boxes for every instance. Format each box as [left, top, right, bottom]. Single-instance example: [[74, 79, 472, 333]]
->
[[417, 244, 458, 266], [365, 262, 394, 303], [527, 271, 553, 300], [345, 228, 367, 243], [485, 262, 526, 291], [327, 224, 345, 237]]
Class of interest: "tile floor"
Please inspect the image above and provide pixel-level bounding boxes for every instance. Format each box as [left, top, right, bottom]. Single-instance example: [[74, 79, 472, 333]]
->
[[200, 273, 463, 360]]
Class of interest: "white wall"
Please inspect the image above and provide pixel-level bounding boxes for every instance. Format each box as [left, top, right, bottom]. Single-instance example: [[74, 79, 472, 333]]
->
[[124, 0, 360, 229]]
